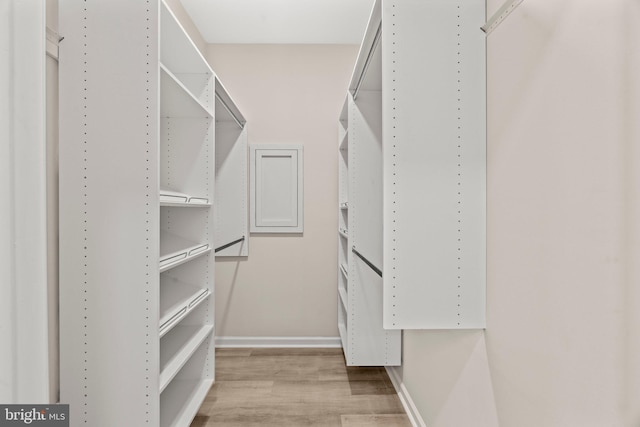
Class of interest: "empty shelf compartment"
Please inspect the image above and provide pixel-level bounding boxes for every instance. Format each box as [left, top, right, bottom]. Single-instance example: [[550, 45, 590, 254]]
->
[[159, 324, 213, 392], [160, 64, 213, 119]]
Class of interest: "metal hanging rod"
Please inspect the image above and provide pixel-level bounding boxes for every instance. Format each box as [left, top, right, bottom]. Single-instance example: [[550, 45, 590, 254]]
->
[[352, 247, 382, 278], [481, 0, 524, 35], [214, 236, 245, 253], [215, 92, 245, 129], [352, 22, 382, 101]]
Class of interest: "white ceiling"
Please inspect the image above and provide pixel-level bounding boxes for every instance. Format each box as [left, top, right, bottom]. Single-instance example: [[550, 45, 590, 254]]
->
[[180, 0, 375, 44]]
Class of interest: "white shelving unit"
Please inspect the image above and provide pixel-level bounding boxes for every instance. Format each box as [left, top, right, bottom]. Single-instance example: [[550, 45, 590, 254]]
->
[[337, 0, 486, 356], [338, 0, 486, 364], [59, 1, 246, 425], [214, 79, 249, 257], [337, 3, 401, 365], [158, 4, 218, 417]]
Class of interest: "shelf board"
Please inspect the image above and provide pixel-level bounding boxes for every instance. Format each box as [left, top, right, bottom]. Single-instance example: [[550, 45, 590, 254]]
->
[[159, 325, 213, 393], [159, 279, 210, 337], [339, 229, 349, 240], [160, 377, 214, 427], [160, 189, 211, 207], [160, 64, 213, 118], [160, 201, 211, 208], [160, 231, 210, 273], [160, 1, 212, 76], [340, 263, 349, 280]]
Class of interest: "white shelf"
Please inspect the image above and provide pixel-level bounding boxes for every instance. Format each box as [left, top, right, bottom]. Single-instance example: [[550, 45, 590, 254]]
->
[[160, 231, 210, 273], [340, 263, 349, 280], [339, 229, 349, 240], [160, 201, 211, 208], [160, 189, 211, 207], [160, 64, 213, 118], [61, 1, 235, 424], [159, 279, 210, 337], [160, 1, 211, 76], [159, 325, 213, 393], [160, 378, 214, 427]]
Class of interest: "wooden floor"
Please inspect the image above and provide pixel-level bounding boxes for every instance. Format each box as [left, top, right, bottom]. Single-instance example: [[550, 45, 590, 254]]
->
[[191, 348, 412, 427]]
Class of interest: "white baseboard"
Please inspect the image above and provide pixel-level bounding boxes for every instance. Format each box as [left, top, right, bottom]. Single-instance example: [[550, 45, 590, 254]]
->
[[215, 336, 342, 348], [386, 366, 427, 427]]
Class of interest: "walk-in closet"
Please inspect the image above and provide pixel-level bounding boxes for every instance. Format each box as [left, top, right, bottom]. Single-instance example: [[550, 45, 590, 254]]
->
[[2, 0, 639, 426]]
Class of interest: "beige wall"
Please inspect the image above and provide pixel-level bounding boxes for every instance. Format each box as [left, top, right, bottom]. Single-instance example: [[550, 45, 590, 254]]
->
[[207, 44, 357, 338], [393, 0, 640, 426]]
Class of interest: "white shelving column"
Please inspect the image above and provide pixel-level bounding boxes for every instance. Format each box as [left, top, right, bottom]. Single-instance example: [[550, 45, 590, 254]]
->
[[158, 5, 216, 426], [338, 0, 401, 366], [214, 79, 249, 257], [337, 98, 349, 353], [59, 1, 247, 425], [338, 0, 486, 364]]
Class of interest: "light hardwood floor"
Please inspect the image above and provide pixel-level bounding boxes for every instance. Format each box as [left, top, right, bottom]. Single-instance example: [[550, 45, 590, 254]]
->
[[191, 348, 412, 427]]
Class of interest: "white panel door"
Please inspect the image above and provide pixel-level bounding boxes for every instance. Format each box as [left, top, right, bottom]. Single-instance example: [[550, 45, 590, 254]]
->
[[250, 144, 303, 233]]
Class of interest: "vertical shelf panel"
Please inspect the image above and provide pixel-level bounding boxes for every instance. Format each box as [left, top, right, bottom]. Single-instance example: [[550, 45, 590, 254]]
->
[[338, 0, 401, 365], [382, 0, 487, 329], [59, 0, 160, 425]]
